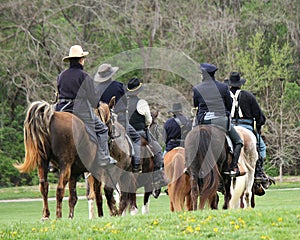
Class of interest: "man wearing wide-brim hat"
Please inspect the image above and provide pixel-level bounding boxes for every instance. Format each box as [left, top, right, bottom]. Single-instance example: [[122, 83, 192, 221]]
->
[[126, 77, 167, 188], [94, 64, 142, 173], [55, 45, 117, 171], [224, 72, 272, 189], [163, 102, 192, 153]]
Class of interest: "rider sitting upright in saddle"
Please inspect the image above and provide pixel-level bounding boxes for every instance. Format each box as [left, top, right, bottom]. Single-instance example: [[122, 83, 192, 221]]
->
[[193, 63, 245, 177], [94, 63, 142, 173], [55, 45, 117, 172], [224, 72, 269, 183], [163, 102, 192, 153], [126, 77, 166, 189]]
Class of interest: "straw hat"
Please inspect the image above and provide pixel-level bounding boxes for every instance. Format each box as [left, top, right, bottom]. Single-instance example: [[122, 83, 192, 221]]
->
[[62, 45, 89, 62]]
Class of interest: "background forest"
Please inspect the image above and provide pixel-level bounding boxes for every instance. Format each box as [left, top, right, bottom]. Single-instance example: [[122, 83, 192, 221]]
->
[[0, 0, 299, 187]]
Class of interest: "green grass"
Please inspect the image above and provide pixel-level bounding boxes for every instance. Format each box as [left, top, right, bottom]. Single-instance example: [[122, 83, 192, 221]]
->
[[0, 187, 299, 239]]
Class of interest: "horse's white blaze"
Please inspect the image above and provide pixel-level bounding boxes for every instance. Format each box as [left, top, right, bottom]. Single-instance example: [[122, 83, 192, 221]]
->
[[88, 199, 95, 219]]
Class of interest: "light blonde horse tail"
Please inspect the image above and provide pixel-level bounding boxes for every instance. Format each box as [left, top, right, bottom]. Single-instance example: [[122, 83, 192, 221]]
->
[[14, 101, 54, 173]]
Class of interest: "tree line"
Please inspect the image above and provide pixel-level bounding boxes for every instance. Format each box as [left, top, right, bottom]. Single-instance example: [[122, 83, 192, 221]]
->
[[0, 0, 299, 187]]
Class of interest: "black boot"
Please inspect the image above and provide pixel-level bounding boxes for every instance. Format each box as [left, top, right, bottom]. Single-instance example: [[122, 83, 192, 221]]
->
[[224, 143, 245, 177], [132, 156, 141, 173], [94, 151, 117, 168], [255, 157, 268, 183]]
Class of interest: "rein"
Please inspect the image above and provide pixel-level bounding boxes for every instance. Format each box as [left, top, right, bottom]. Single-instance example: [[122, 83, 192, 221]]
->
[[96, 105, 120, 140]]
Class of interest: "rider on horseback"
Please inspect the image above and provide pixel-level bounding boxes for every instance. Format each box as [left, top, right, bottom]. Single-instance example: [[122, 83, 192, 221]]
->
[[94, 63, 142, 173], [126, 77, 167, 189], [224, 72, 271, 184], [163, 102, 192, 153], [55, 45, 117, 169], [193, 63, 245, 178]]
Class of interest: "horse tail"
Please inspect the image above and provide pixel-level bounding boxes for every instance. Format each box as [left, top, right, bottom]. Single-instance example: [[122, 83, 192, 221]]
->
[[199, 127, 220, 202], [14, 101, 54, 173]]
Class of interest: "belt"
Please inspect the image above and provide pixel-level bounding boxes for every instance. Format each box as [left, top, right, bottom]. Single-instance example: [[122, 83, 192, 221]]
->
[[232, 118, 253, 125], [59, 98, 74, 103]]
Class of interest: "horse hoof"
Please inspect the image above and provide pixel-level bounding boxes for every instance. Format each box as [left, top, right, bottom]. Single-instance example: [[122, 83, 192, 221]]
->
[[130, 207, 138, 216], [142, 205, 149, 215], [41, 217, 49, 221]]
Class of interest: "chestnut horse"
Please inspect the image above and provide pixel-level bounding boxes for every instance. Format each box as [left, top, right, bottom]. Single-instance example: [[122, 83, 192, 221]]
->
[[164, 147, 192, 212], [14, 101, 99, 219], [185, 125, 232, 210], [229, 126, 258, 209], [86, 99, 137, 218]]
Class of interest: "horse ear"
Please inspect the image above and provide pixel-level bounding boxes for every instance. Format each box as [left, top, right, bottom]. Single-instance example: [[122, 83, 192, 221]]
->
[[108, 96, 116, 109]]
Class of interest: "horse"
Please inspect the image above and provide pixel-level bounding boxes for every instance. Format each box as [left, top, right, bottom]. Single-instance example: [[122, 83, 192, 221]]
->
[[86, 98, 160, 217], [14, 101, 99, 219], [229, 126, 258, 209], [185, 125, 232, 210], [164, 147, 192, 212], [86, 98, 137, 218]]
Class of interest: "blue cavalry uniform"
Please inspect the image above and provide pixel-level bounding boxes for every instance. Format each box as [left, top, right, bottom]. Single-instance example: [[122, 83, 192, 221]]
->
[[193, 63, 244, 177], [94, 64, 142, 173], [55, 45, 117, 171], [163, 103, 192, 152]]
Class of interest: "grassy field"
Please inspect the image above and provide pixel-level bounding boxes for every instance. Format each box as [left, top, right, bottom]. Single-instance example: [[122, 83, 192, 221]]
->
[[0, 180, 299, 240]]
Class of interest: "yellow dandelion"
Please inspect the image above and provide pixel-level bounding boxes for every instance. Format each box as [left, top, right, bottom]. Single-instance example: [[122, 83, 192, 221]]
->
[[105, 222, 112, 228], [195, 226, 201, 231], [230, 221, 235, 225], [277, 217, 283, 222], [185, 226, 194, 233], [213, 228, 218, 233], [110, 229, 118, 234], [153, 220, 159, 225], [271, 222, 277, 226], [32, 228, 36, 232], [234, 225, 240, 230]]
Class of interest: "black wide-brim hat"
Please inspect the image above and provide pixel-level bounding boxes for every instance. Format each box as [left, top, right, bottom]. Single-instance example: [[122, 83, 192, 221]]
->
[[168, 102, 182, 113], [224, 72, 246, 87], [126, 77, 143, 95]]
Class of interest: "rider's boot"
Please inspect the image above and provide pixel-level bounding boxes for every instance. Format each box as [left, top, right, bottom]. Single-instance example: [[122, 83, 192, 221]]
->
[[94, 151, 117, 168], [132, 156, 142, 173], [224, 143, 246, 177], [254, 157, 268, 183]]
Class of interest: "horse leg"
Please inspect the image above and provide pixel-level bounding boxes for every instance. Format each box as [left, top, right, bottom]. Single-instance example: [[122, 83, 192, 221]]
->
[[104, 186, 118, 216], [85, 174, 96, 219], [190, 177, 199, 211], [222, 176, 232, 210], [56, 167, 71, 218], [68, 175, 78, 219], [142, 192, 152, 214], [38, 164, 50, 220], [209, 193, 219, 210], [94, 179, 104, 217]]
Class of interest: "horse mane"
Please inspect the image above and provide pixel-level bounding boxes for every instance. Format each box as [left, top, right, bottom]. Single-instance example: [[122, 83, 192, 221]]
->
[[14, 101, 54, 173]]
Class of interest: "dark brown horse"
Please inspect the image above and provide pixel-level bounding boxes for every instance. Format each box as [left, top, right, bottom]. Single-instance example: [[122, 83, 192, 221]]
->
[[164, 147, 192, 212], [86, 99, 159, 216], [185, 125, 232, 210], [14, 101, 98, 219], [86, 98, 137, 218]]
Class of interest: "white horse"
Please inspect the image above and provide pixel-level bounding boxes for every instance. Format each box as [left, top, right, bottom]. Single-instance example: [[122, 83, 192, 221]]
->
[[229, 126, 258, 209]]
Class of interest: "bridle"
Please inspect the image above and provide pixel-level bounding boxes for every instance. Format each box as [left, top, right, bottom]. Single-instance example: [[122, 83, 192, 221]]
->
[[96, 104, 120, 140]]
